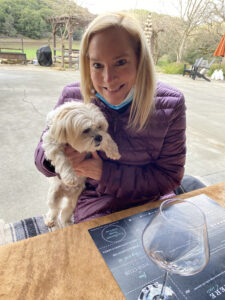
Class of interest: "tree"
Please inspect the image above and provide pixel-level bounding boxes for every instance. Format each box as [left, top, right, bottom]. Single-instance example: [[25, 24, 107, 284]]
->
[[2, 14, 17, 36], [0, 0, 53, 38], [176, 0, 212, 62], [0, 0, 15, 35], [17, 7, 50, 38], [150, 13, 183, 63], [211, 0, 225, 22], [183, 22, 225, 63], [0, 0, 92, 39]]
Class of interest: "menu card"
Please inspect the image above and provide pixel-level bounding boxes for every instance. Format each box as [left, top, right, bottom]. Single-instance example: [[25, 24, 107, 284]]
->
[[89, 194, 225, 300]]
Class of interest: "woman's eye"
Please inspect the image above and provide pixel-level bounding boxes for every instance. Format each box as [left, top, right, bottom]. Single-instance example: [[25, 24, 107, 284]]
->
[[93, 63, 102, 69], [83, 128, 90, 134], [116, 59, 127, 66]]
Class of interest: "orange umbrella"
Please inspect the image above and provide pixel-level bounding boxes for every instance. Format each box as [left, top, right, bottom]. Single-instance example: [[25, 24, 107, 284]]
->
[[214, 33, 225, 57]]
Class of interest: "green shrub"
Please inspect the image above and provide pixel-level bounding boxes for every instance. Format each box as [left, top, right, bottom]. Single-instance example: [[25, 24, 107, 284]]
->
[[162, 62, 185, 74], [207, 63, 225, 76], [157, 59, 169, 67]]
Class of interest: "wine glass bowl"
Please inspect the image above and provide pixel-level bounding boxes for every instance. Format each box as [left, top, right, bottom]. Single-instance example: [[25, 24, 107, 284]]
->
[[139, 199, 210, 300]]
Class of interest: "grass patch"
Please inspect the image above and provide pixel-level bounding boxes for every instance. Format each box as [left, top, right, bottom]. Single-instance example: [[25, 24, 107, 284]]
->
[[156, 59, 225, 77], [0, 38, 80, 60]]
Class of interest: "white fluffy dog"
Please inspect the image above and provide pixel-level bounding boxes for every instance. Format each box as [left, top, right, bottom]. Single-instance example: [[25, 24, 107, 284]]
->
[[42, 101, 121, 228]]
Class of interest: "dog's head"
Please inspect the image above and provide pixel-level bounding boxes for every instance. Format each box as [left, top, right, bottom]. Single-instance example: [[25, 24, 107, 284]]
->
[[47, 101, 109, 152]]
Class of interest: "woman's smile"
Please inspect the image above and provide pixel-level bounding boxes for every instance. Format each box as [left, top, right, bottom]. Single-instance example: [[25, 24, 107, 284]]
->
[[103, 84, 125, 94]]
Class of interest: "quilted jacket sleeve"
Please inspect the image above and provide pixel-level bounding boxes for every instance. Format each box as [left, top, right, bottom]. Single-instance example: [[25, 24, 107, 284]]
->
[[96, 92, 186, 203], [34, 82, 82, 177]]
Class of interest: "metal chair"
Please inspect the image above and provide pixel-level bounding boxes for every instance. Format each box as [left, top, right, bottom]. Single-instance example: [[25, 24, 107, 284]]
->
[[183, 58, 203, 77], [183, 58, 215, 82], [192, 58, 215, 82]]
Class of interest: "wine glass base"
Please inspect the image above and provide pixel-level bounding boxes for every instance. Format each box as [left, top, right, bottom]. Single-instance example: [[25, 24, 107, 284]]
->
[[138, 282, 176, 300]]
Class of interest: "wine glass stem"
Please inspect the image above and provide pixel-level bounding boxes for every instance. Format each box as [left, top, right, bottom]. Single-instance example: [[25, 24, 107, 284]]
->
[[159, 270, 169, 299]]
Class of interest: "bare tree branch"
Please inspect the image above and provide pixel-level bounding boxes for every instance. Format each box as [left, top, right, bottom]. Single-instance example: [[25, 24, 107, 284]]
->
[[176, 0, 213, 62], [211, 0, 225, 22]]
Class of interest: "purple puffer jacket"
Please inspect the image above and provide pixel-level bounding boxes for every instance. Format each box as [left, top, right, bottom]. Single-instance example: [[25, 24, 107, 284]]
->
[[34, 81, 186, 223]]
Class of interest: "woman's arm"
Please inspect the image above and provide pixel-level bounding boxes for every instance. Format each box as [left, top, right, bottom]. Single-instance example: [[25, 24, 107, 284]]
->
[[34, 129, 56, 177]]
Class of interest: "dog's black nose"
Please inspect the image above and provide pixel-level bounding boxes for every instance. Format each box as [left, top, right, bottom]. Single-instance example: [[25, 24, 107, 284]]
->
[[94, 135, 102, 143]]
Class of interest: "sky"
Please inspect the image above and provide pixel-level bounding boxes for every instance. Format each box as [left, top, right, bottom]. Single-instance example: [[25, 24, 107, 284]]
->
[[76, 0, 180, 17]]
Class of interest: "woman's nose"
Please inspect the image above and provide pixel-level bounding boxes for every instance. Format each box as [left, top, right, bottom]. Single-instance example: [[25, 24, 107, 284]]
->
[[103, 66, 116, 83]]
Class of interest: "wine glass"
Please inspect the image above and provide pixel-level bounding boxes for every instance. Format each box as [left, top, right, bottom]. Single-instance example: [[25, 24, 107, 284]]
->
[[138, 199, 210, 300]]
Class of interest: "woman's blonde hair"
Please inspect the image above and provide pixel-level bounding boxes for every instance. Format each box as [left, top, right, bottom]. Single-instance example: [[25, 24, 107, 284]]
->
[[80, 12, 156, 131]]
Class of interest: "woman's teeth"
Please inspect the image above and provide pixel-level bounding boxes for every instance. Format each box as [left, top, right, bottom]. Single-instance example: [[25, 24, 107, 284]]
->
[[105, 84, 124, 92]]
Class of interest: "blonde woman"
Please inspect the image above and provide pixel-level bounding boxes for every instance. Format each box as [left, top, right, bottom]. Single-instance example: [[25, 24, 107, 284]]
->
[[35, 12, 186, 223]]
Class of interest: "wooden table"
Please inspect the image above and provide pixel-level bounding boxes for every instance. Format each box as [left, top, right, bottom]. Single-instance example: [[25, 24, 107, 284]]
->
[[0, 182, 225, 300]]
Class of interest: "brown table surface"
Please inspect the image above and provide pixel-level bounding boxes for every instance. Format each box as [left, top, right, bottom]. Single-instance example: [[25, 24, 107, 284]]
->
[[0, 182, 225, 300]]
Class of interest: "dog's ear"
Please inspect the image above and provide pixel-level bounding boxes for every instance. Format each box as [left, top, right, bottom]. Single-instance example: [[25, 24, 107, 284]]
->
[[50, 108, 69, 143], [49, 106, 79, 144]]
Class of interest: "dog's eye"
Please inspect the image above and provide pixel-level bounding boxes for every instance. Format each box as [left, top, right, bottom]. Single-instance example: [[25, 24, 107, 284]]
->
[[83, 128, 90, 134], [97, 125, 102, 130]]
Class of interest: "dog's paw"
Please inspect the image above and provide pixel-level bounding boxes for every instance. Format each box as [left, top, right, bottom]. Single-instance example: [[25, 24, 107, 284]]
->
[[109, 151, 121, 160], [104, 143, 121, 160], [44, 211, 58, 228], [45, 217, 56, 228]]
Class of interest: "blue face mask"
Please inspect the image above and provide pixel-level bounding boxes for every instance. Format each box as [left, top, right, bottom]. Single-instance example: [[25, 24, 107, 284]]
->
[[96, 87, 134, 110]]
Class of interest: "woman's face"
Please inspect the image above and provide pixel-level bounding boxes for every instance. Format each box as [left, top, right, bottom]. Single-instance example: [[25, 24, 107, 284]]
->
[[88, 27, 138, 105]]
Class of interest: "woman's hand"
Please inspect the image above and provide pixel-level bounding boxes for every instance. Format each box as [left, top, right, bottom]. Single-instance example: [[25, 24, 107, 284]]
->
[[64, 145, 87, 168], [75, 152, 103, 181], [64, 145, 103, 181]]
